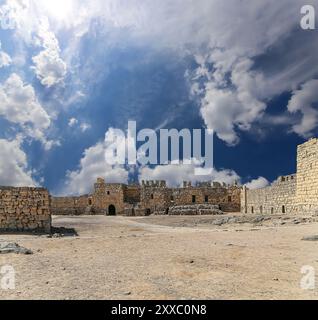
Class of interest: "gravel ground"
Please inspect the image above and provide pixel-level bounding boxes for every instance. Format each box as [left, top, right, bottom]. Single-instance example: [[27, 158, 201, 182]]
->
[[0, 214, 318, 300]]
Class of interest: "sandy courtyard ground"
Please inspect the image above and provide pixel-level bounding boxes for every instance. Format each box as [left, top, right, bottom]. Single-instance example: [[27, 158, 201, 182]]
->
[[0, 214, 318, 300]]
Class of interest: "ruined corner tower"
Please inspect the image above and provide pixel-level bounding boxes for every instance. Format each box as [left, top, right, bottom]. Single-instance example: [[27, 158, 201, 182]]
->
[[296, 138, 318, 213]]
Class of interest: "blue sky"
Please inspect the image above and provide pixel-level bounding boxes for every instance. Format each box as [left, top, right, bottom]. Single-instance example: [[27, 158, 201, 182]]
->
[[0, 0, 317, 195]]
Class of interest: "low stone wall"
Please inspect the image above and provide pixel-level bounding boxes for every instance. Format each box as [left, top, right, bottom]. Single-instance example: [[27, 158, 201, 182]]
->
[[241, 175, 297, 215], [51, 206, 88, 216], [51, 195, 93, 216], [0, 187, 51, 233]]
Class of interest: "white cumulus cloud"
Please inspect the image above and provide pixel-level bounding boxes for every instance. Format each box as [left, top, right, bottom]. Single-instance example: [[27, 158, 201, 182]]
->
[[0, 73, 56, 149], [287, 79, 318, 138], [63, 129, 129, 195], [245, 177, 269, 190], [0, 138, 36, 187], [32, 18, 67, 87], [139, 161, 240, 188]]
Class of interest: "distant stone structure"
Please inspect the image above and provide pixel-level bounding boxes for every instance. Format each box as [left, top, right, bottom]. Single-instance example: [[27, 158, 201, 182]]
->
[[2, 138, 318, 231], [3, 138, 318, 234], [52, 178, 241, 216], [241, 138, 318, 215], [0, 187, 51, 232]]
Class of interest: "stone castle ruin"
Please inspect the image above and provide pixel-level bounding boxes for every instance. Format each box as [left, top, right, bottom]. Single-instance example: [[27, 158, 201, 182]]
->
[[242, 138, 318, 215], [1, 138, 318, 233], [52, 178, 241, 216]]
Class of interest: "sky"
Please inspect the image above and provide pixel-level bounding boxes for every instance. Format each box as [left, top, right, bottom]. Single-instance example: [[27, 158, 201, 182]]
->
[[0, 0, 317, 195]]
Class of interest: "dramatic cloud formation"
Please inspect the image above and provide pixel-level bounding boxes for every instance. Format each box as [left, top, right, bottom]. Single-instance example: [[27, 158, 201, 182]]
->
[[0, 138, 36, 187], [0, 0, 317, 190], [49, 0, 316, 144], [7, 0, 318, 143]]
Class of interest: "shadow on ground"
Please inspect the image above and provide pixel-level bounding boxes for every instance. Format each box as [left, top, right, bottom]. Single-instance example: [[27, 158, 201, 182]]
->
[[50, 226, 78, 237]]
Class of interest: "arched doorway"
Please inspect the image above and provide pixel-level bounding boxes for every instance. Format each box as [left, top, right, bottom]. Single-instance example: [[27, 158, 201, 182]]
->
[[108, 205, 116, 216]]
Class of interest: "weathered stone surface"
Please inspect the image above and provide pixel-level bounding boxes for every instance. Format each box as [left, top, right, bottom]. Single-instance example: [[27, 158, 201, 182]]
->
[[241, 138, 318, 215], [0, 187, 51, 233], [241, 174, 297, 215]]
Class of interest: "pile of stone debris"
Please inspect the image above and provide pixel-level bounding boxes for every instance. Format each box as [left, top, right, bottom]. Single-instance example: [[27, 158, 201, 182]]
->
[[168, 204, 224, 216]]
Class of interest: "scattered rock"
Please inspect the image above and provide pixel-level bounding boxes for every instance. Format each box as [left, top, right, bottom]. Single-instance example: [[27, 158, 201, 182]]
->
[[252, 216, 265, 224], [212, 217, 230, 226], [302, 235, 318, 241], [0, 241, 33, 255], [212, 220, 223, 226]]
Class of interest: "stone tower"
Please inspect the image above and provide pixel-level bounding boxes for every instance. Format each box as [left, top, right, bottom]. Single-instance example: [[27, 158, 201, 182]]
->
[[296, 138, 318, 213], [94, 177, 106, 195]]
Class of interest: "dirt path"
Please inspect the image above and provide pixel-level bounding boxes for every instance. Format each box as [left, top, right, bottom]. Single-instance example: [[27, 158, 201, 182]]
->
[[0, 215, 318, 300]]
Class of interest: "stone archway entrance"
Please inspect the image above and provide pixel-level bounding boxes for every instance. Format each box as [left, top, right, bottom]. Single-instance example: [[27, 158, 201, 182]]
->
[[108, 205, 116, 216]]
